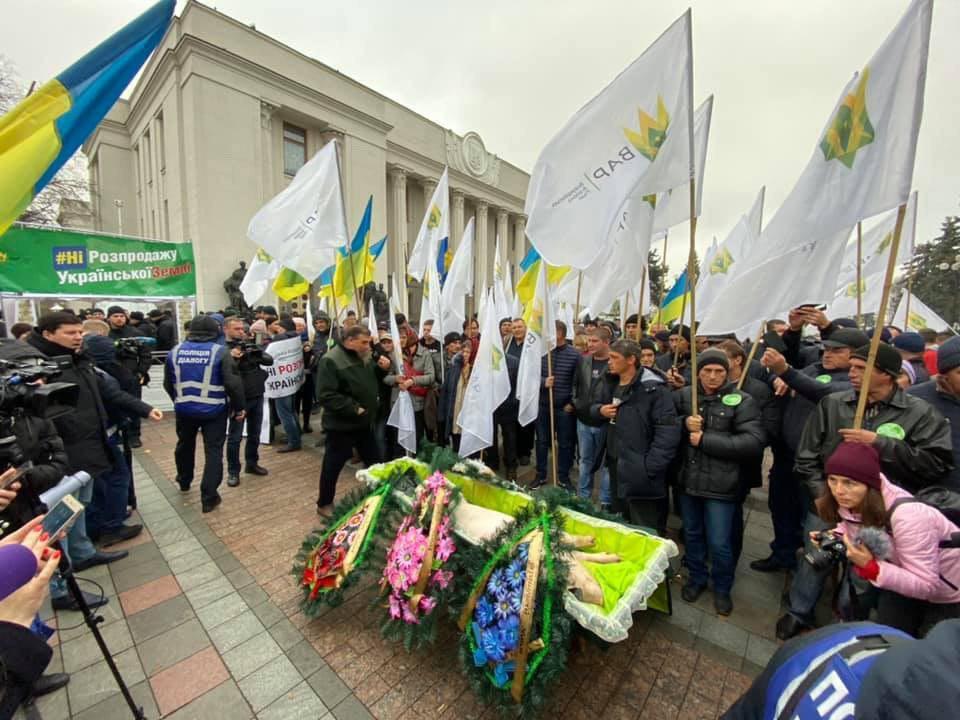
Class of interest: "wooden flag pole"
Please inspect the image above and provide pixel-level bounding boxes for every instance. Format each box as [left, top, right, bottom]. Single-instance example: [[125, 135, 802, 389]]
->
[[737, 321, 765, 391], [655, 229, 669, 327], [856, 221, 863, 328], [546, 349, 559, 487], [672, 280, 688, 368], [853, 203, 908, 429], [574, 271, 583, 326], [637, 271, 647, 339], [686, 177, 699, 414]]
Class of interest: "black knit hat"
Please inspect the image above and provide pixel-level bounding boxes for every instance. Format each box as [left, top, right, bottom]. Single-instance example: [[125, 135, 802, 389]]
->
[[107, 305, 126, 316], [852, 342, 902, 378], [698, 348, 730, 372]]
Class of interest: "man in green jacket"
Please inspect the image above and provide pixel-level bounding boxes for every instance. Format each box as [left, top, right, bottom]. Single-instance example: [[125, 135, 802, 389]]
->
[[315, 325, 382, 514]]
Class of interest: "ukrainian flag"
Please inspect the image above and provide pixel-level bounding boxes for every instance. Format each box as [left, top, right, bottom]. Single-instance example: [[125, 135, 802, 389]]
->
[[515, 247, 570, 307], [436, 236, 452, 285], [0, 1, 174, 236], [657, 270, 690, 326], [318, 196, 387, 308], [273, 267, 310, 302]]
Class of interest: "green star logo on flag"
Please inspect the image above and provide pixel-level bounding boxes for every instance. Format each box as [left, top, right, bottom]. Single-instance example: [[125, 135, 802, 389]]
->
[[908, 311, 927, 330], [845, 279, 866, 298], [820, 68, 875, 168], [877, 231, 893, 255], [624, 96, 670, 162], [491, 343, 504, 371], [427, 204, 442, 230], [256, 248, 272, 263], [526, 299, 544, 337], [709, 247, 734, 275]]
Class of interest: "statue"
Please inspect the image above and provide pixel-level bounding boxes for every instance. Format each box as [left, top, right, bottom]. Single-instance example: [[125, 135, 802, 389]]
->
[[373, 282, 389, 324], [224, 261, 249, 313]]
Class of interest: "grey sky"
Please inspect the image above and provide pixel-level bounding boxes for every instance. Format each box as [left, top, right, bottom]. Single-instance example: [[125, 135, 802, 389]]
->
[[2, 0, 957, 278]]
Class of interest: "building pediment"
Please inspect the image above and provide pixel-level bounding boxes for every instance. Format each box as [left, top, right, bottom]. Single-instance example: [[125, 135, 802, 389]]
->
[[445, 130, 501, 187]]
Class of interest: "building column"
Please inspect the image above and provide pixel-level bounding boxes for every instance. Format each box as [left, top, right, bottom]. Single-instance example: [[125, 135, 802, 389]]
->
[[496, 208, 509, 269], [422, 178, 438, 212], [475, 201, 489, 299], [513, 215, 527, 268], [451, 190, 465, 249], [389, 166, 409, 314]]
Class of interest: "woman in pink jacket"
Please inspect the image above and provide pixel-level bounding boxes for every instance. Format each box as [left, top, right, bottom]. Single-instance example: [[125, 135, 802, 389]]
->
[[818, 441, 960, 637]]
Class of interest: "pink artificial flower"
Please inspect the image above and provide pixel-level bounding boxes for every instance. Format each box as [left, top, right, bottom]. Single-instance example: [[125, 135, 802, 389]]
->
[[426, 471, 447, 493], [388, 593, 402, 619], [430, 569, 452, 589], [401, 601, 421, 625], [435, 534, 456, 563], [419, 595, 437, 614]]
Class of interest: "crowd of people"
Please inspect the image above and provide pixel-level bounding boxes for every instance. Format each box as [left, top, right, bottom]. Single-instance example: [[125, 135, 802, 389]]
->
[[2, 300, 960, 717]]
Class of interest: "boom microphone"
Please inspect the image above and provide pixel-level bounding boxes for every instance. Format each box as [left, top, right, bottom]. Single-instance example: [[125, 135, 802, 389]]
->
[[858, 526, 893, 561], [39, 471, 91, 509]]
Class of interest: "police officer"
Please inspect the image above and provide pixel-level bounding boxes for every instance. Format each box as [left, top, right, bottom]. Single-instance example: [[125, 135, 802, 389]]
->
[[164, 315, 244, 513], [224, 316, 273, 487], [106, 305, 153, 448]]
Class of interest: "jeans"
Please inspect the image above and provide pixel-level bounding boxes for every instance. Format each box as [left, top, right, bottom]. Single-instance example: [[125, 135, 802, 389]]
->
[[535, 406, 576, 484], [318, 428, 382, 507], [175, 411, 228, 504], [577, 421, 609, 504], [786, 512, 832, 624], [227, 396, 265, 475], [86, 437, 132, 537], [296, 374, 315, 429], [680, 494, 738, 595], [768, 441, 804, 568], [274, 394, 301, 449]]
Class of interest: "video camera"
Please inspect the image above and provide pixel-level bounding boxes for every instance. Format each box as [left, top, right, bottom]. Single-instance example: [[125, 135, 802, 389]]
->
[[114, 335, 156, 357], [226, 339, 264, 362], [0, 358, 78, 421]]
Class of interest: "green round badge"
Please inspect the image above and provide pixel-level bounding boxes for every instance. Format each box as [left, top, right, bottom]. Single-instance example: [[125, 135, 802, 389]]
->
[[876, 422, 906, 440], [816, 374, 832, 384], [722, 393, 743, 407]]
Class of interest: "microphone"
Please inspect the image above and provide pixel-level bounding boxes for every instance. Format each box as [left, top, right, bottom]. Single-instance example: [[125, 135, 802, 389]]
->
[[858, 526, 893, 561], [39, 471, 91, 509], [0, 544, 39, 601]]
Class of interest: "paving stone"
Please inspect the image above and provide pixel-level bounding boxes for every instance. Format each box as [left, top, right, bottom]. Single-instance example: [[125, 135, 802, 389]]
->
[[214, 552, 243, 573], [184, 575, 234, 610], [175, 560, 225, 591], [698, 615, 750, 657], [72, 680, 159, 720], [745, 633, 779, 668], [105, 542, 164, 574], [111, 556, 172, 593], [165, 679, 253, 720], [55, 596, 126, 643], [29, 682, 70, 720], [119, 574, 182, 615], [692, 637, 745, 672], [209, 609, 266, 653], [205, 539, 234, 558], [662, 595, 705, 635], [67, 647, 146, 714], [332, 694, 375, 720], [138, 617, 212, 676], [159, 536, 205, 559], [228, 566, 257, 589], [239, 583, 270, 608], [150, 646, 231, 716], [152, 525, 196, 547], [308, 666, 351, 709], [224, 631, 283, 680], [287, 639, 327, 678], [257, 680, 329, 720], [268, 616, 303, 651], [237, 653, 304, 712], [61, 620, 134, 673], [197, 590, 249, 630], [167, 546, 214, 574], [127, 594, 196, 643]]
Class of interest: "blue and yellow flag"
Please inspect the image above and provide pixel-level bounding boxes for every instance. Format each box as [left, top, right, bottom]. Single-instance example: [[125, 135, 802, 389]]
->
[[318, 196, 386, 308], [515, 247, 571, 307], [657, 270, 690, 326], [273, 267, 310, 302], [0, 0, 174, 236], [436, 236, 452, 285]]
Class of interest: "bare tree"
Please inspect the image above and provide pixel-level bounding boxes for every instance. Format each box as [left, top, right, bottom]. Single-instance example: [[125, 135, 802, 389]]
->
[[1, 54, 89, 226]]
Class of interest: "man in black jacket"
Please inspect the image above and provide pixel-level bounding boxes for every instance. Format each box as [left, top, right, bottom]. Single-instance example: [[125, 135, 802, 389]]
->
[[224, 317, 272, 487], [593, 340, 680, 532], [674, 349, 765, 616], [106, 306, 152, 448], [573, 327, 613, 507], [534, 321, 580, 489], [507, 319, 534, 465], [153, 309, 177, 351], [907, 336, 960, 490]]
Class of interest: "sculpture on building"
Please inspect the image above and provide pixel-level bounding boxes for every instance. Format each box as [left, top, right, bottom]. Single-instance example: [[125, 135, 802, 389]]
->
[[224, 261, 249, 312], [362, 282, 389, 324]]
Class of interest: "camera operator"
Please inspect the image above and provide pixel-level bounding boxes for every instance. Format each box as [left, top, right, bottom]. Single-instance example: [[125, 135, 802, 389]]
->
[[24, 313, 132, 607], [82, 335, 163, 545], [106, 306, 152, 448], [224, 317, 272, 487]]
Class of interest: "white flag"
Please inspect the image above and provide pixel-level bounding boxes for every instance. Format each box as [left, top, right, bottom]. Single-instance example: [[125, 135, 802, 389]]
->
[[386, 297, 417, 454], [367, 297, 378, 338], [891, 294, 951, 333], [239, 248, 279, 307], [247, 140, 348, 281], [407, 167, 450, 282], [457, 291, 512, 458], [517, 262, 556, 427], [441, 217, 474, 338], [698, 0, 931, 336], [747, 185, 766, 237], [419, 251, 443, 340], [524, 10, 692, 269], [652, 95, 714, 233], [493, 235, 512, 321]]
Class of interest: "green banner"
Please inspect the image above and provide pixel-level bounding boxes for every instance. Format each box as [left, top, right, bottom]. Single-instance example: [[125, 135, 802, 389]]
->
[[0, 225, 196, 297]]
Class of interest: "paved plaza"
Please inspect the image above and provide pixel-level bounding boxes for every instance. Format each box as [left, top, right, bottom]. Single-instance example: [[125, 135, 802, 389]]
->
[[23, 409, 794, 720]]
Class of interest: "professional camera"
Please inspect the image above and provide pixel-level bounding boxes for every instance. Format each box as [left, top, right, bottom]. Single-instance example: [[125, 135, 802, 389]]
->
[[804, 530, 848, 570], [226, 339, 264, 362], [114, 335, 155, 357], [0, 359, 78, 420]]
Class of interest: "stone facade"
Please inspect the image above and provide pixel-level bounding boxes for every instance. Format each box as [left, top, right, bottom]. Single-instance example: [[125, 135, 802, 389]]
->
[[83, 0, 530, 315]]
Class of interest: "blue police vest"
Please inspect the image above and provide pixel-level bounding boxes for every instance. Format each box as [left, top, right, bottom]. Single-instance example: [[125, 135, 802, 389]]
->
[[169, 341, 227, 417]]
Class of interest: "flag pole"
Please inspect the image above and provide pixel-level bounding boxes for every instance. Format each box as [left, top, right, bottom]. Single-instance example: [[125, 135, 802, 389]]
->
[[332, 138, 363, 312], [672, 280, 688, 368], [856, 221, 863, 328], [854, 203, 908, 429], [546, 350, 559, 487], [737, 321, 765, 391], [687, 175, 699, 414], [574, 271, 583, 325], [655, 229, 669, 327], [637, 270, 647, 339]]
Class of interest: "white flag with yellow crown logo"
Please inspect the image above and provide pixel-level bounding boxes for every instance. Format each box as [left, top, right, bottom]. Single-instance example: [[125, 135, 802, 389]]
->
[[239, 248, 280, 307], [517, 262, 556, 427], [407, 167, 450, 282], [891, 294, 950, 334]]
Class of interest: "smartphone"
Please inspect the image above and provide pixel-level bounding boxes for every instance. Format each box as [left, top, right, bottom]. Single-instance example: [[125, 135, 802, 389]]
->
[[762, 331, 788, 354], [0, 461, 33, 490], [41, 495, 84, 545], [798, 303, 828, 311]]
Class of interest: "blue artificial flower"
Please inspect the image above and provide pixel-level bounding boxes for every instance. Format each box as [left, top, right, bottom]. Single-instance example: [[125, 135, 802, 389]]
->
[[517, 543, 529, 562], [471, 622, 487, 666], [494, 590, 521, 621], [487, 567, 509, 599], [474, 595, 496, 629], [493, 660, 516, 688], [506, 557, 526, 591], [481, 627, 507, 663], [498, 620, 520, 652]]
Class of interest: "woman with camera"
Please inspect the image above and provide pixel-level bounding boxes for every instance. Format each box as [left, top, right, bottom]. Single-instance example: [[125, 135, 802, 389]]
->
[[818, 441, 960, 637]]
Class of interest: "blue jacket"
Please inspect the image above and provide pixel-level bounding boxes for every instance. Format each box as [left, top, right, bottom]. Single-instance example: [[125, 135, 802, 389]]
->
[[164, 331, 244, 418], [908, 379, 960, 490], [539, 343, 580, 408]]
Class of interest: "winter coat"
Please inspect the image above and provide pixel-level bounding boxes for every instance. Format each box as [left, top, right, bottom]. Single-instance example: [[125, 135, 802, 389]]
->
[[0, 621, 53, 719], [109, 323, 153, 379], [0, 412, 69, 532], [795, 387, 954, 505], [907, 379, 960, 491], [155, 317, 177, 351], [673, 382, 765, 501], [835, 475, 960, 604], [572, 354, 611, 426], [591, 367, 681, 500], [439, 353, 465, 439], [384, 345, 435, 412], [494, 351, 520, 420], [539, 343, 580, 408], [740, 375, 779, 490], [778, 363, 853, 452], [24, 332, 114, 477], [316, 343, 379, 432], [162, 328, 245, 413], [233, 347, 274, 402]]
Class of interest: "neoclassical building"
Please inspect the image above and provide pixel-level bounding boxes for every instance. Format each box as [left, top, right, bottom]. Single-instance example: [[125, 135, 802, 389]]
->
[[84, 0, 530, 315]]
